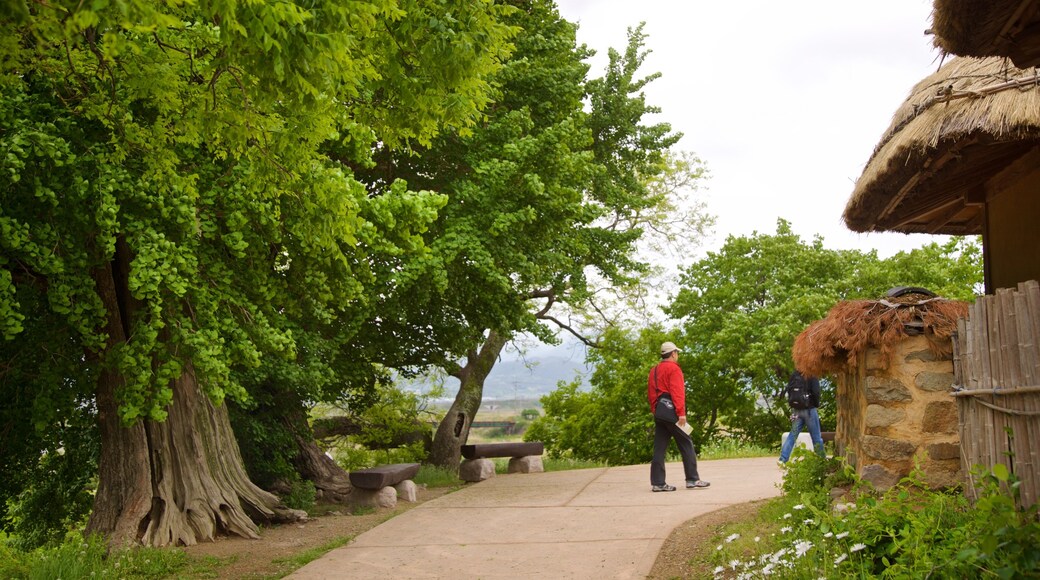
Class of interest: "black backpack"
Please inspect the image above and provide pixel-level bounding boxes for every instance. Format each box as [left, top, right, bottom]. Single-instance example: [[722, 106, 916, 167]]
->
[[785, 371, 816, 410]]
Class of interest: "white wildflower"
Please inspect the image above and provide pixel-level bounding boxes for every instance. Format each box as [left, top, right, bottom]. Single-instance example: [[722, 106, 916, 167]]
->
[[762, 563, 774, 575], [730, 559, 740, 570], [793, 504, 805, 510], [850, 543, 867, 552], [783, 512, 792, 519], [794, 540, 813, 557], [754, 536, 761, 542], [716, 544, 723, 551], [836, 531, 849, 539], [834, 553, 848, 565], [780, 526, 792, 534], [823, 532, 833, 538], [725, 533, 741, 543], [713, 565, 724, 575], [803, 518, 814, 525]]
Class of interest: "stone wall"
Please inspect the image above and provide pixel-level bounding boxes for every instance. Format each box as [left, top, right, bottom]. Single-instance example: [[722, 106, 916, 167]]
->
[[835, 335, 961, 490]]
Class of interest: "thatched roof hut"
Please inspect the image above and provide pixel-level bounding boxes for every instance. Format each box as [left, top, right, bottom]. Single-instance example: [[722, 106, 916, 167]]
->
[[844, 57, 1040, 235], [792, 292, 969, 378], [930, 0, 1040, 67], [843, 56, 1040, 292]]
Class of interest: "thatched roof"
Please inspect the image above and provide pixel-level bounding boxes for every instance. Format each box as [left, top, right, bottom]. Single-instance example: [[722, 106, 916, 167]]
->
[[931, 0, 1040, 67], [843, 56, 1040, 235], [792, 292, 969, 377]]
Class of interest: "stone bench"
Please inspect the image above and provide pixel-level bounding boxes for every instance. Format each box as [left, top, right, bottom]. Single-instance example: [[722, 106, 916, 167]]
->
[[348, 463, 420, 508], [459, 442, 544, 482]]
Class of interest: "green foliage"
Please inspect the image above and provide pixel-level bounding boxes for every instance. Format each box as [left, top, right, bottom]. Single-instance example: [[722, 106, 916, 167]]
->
[[2, 0, 516, 528], [283, 480, 317, 512], [0, 532, 189, 580], [779, 449, 839, 506], [703, 462, 1040, 579]]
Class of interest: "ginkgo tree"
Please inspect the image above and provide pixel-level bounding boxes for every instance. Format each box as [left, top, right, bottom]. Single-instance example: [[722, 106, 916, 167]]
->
[[0, 0, 513, 547]]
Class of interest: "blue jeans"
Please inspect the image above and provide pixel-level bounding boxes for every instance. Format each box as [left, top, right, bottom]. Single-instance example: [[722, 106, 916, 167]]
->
[[779, 408, 825, 462]]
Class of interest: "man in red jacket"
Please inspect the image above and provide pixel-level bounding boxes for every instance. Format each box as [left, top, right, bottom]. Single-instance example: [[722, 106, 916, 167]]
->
[[647, 342, 710, 492]]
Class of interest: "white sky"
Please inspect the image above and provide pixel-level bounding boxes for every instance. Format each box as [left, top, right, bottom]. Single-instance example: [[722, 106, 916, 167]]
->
[[556, 0, 948, 258]]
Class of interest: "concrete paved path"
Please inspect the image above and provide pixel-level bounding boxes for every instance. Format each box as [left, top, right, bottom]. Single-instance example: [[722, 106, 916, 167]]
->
[[289, 457, 783, 579]]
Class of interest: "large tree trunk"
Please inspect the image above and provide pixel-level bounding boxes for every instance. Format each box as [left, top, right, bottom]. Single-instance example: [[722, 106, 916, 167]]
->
[[86, 250, 303, 548], [88, 363, 305, 547], [428, 330, 508, 471]]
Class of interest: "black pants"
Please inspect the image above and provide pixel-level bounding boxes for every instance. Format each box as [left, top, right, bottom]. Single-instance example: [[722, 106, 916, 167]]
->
[[650, 419, 699, 485]]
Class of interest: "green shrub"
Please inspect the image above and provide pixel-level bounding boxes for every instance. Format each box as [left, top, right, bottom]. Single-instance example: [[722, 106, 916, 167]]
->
[[703, 462, 1040, 579], [284, 480, 317, 512]]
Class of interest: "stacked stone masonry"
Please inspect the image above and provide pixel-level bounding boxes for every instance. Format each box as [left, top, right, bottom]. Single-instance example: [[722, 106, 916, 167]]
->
[[836, 335, 962, 491]]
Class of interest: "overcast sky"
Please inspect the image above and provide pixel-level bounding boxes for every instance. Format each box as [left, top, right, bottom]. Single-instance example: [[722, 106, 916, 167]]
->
[[555, 0, 947, 259]]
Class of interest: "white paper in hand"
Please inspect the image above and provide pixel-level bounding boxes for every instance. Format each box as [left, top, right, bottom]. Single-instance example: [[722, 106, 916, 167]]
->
[[677, 421, 693, 435]]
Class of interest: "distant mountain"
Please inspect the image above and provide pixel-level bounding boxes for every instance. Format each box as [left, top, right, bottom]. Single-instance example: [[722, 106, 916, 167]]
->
[[402, 351, 593, 402], [479, 354, 592, 400]]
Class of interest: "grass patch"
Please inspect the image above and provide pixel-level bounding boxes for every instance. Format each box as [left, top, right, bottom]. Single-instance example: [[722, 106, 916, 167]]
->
[[412, 465, 462, 488], [271, 535, 355, 573], [0, 532, 194, 580], [697, 439, 773, 460]]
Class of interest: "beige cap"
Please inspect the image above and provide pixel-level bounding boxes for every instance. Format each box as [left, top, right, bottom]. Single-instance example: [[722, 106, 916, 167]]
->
[[660, 342, 681, 356]]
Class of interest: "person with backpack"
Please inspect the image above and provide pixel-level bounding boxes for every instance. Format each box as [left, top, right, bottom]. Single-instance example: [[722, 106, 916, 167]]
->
[[647, 342, 710, 492], [778, 369, 825, 463]]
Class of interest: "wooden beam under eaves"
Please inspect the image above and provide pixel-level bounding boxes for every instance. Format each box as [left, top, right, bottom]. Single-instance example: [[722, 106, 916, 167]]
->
[[925, 199, 970, 234], [985, 144, 1040, 197], [876, 145, 968, 226]]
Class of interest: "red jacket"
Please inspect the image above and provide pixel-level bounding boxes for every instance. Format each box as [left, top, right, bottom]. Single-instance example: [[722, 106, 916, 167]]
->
[[647, 359, 686, 417]]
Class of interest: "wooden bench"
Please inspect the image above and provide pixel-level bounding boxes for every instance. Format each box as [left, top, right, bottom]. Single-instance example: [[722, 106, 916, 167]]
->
[[459, 442, 544, 482], [348, 463, 420, 509], [349, 462, 420, 490], [461, 442, 544, 459]]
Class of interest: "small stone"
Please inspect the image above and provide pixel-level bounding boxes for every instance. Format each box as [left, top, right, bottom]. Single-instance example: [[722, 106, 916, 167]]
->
[[905, 349, 942, 363], [349, 486, 398, 509], [508, 456, 544, 474], [394, 480, 418, 502], [865, 404, 906, 428], [926, 442, 960, 461], [921, 401, 958, 433], [865, 376, 913, 403], [860, 435, 917, 461], [915, 372, 955, 392], [459, 458, 496, 482], [860, 464, 900, 490]]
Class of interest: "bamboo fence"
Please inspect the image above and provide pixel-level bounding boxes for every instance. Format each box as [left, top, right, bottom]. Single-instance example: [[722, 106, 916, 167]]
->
[[952, 280, 1040, 508]]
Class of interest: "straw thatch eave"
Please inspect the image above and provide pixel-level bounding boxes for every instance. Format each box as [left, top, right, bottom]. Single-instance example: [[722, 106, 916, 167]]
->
[[792, 295, 969, 378], [931, 0, 1040, 67], [843, 57, 1040, 235]]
